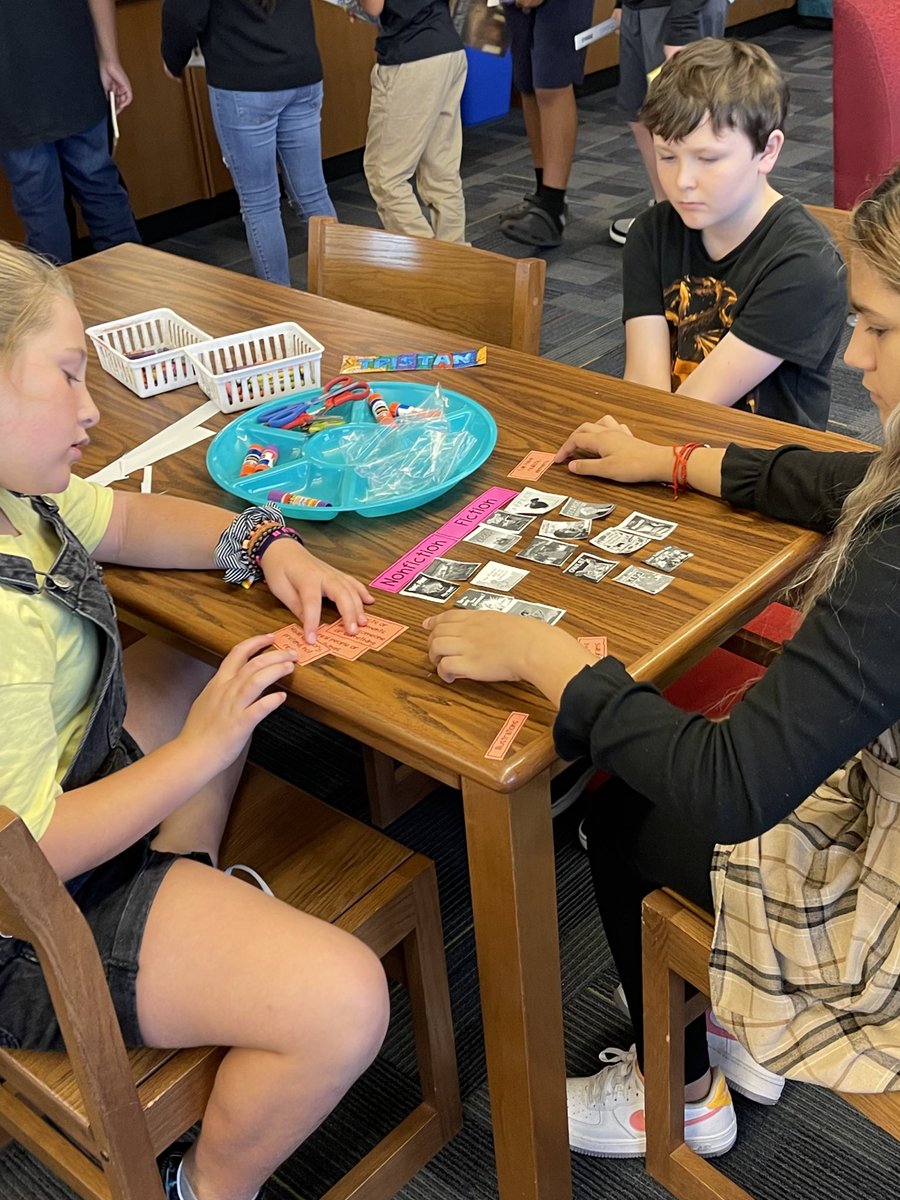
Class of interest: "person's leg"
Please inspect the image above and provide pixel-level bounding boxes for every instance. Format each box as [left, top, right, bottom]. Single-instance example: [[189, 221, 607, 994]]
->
[[415, 50, 468, 243], [274, 82, 336, 223], [0, 141, 72, 262], [697, 0, 728, 38], [56, 118, 141, 252], [583, 780, 714, 1085], [363, 61, 441, 239], [122, 639, 240, 864], [208, 87, 290, 286], [138, 859, 390, 1200]]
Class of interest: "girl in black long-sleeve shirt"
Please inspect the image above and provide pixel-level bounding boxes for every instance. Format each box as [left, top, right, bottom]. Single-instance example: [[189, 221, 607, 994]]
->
[[426, 163, 900, 1159]]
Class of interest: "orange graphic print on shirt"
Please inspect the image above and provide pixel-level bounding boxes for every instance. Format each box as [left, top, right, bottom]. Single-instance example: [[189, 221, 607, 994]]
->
[[663, 275, 758, 414]]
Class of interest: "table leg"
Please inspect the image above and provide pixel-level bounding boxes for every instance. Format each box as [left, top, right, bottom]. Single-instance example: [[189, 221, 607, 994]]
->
[[462, 771, 572, 1200]]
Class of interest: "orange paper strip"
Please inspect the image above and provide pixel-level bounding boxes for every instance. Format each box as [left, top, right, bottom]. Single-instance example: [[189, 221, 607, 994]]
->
[[485, 711, 529, 760]]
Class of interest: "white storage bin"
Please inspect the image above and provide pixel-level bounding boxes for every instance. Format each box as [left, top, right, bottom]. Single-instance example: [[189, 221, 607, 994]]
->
[[183, 322, 324, 413], [85, 308, 211, 398]]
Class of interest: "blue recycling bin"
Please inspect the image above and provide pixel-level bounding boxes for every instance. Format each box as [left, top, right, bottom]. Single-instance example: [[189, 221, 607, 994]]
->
[[460, 46, 513, 127]]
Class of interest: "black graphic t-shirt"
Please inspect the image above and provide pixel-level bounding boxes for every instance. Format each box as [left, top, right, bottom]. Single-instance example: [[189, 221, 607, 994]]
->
[[622, 197, 847, 429]]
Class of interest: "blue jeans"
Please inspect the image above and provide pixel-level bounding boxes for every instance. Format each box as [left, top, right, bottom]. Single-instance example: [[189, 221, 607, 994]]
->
[[208, 82, 336, 287], [0, 117, 140, 264]]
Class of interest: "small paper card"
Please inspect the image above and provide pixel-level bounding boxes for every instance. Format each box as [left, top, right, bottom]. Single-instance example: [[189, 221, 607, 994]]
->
[[272, 624, 331, 665], [485, 712, 529, 760], [328, 615, 408, 651], [508, 451, 555, 481], [578, 636, 609, 658], [315, 624, 369, 660]]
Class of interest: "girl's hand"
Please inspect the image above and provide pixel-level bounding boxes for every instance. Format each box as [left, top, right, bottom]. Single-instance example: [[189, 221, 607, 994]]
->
[[178, 634, 297, 773], [260, 538, 373, 642], [424, 611, 595, 704], [554, 415, 671, 483]]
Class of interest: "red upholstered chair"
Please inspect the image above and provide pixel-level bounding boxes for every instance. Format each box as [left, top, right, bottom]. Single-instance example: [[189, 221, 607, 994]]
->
[[833, 0, 900, 209]]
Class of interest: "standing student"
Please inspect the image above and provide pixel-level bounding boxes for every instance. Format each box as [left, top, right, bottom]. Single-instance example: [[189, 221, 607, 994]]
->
[[360, 0, 468, 242], [610, 0, 728, 245], [621, 39, 846, 428], [0, 240, 387, 1200], [161, 0, 337, 287], [498, 0, 594, 249], [425, 162, 900, 1157], [0, 0, 140, 264]]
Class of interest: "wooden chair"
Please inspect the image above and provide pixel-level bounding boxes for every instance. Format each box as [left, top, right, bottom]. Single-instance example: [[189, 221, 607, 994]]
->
[[0, 763, 461, 1200], [641, 888, 900, 1200], [307, 216, 546, 356]]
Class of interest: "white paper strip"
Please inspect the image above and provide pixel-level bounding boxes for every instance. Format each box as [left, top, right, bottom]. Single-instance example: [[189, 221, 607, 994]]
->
[[87, 399, 220, 486], [574, 17, 618, 50]]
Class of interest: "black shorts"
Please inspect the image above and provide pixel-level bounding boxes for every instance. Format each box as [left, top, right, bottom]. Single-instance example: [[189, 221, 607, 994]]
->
[[507, 0, 595, 93], [0, 731, 212, 1051]]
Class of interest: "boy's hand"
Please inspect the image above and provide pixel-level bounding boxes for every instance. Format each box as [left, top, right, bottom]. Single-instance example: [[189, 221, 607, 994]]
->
[[259, 538, 373, 642], [554, 415, 670, 482], [424, 611, 594, 705], [179, 634, 296, 773], [99, 59, 133, 111]]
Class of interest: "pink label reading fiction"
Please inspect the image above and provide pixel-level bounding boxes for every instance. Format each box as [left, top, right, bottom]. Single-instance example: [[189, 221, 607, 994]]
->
[[371, 487, 519, 592]]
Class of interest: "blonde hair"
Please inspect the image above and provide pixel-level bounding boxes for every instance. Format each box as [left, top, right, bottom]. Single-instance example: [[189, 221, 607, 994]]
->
[[640, 38, 789, 155], [0, 242, 73, 364], [799, 163, 900, 614]]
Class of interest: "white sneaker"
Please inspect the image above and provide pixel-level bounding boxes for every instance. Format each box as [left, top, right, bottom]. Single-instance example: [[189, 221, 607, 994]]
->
[[566, 1045, 737, 1158], [611, 985, 785, 1106], [706, 1012, 784, 1105], [609, 199, 656, 245]]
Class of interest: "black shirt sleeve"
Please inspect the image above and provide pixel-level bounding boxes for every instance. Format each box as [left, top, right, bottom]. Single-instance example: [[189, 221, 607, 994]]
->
[[722, 444, 877, 533], [161, 0, 211, 77], [554, 509, 900, 845], [622, 206, 666, 321]]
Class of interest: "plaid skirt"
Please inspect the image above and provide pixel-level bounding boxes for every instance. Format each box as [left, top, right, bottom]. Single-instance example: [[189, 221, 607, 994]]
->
[[709, 727, 900, 1093]]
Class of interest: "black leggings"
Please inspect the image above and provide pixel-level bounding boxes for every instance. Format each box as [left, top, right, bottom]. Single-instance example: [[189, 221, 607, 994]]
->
[[583, 777, 717, 1085]]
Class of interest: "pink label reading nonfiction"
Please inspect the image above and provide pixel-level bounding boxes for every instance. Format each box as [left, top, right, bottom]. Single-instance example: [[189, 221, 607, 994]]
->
[[371, 487, 519, 593]]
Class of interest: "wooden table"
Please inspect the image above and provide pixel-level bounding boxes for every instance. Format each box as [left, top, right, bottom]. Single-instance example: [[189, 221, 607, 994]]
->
[[66, 245, 865, 1200]]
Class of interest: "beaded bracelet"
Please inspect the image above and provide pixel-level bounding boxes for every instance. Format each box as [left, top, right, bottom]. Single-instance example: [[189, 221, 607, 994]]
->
[[250, 525, 305, 567], [671, 442, 707, 500], [214, 504, 284, 586], [243, 519, 283, 563]]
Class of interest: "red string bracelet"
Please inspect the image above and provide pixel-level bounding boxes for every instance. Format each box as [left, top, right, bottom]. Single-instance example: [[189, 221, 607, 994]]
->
[[671, 442, 707, 499]]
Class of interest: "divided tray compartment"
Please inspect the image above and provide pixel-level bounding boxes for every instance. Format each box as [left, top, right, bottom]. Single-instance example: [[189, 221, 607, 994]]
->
[[205, 380, 497, 520]]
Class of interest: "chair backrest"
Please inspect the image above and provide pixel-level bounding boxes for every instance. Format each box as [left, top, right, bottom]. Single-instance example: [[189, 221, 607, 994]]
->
[[0, 768, 459, 1200], [0, 807, 165, 1199], [833, 0, 900, 209], [307, 216, 547, 355], [805, 203, 852, 260]]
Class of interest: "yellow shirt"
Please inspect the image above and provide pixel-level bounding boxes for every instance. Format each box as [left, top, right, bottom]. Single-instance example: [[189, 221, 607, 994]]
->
[[0, 479, 114, 840]]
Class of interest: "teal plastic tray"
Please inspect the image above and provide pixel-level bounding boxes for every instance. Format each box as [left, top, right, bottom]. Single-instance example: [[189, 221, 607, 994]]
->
[[205, 380, 497, 520]]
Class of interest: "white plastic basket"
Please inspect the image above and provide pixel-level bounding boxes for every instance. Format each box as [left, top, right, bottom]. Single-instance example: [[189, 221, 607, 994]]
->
[[183, 322, 324, 414], [85, 307, 211, 398]]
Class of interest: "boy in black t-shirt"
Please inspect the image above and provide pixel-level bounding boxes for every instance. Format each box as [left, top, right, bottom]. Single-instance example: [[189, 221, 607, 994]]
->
[[622, 39, 846, 429], [359, 0, 467, 242]]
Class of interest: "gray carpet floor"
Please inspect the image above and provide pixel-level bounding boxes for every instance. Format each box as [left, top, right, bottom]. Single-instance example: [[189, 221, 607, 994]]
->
[[5, 18, 896, 1200]]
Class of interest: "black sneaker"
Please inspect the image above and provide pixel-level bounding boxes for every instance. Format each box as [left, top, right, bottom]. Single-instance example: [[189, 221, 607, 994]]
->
[[501, 200, 566, 248], [551, 759, 596, 817]]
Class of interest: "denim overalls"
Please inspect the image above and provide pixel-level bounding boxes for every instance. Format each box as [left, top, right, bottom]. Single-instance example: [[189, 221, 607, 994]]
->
[[0, 494, 129, 787], [0, 494, 148, 1049]]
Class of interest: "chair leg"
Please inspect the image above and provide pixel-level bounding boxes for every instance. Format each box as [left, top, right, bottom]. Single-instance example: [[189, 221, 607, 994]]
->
[[643, 894, 753, 1200]]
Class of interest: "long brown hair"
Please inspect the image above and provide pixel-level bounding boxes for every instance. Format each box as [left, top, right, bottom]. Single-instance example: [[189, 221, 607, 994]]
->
[[799, 163, 900, 613]]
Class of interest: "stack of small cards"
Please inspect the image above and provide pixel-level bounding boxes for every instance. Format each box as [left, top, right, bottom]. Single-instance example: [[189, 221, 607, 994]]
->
[[273, 614, 408, 666]]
